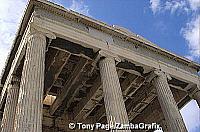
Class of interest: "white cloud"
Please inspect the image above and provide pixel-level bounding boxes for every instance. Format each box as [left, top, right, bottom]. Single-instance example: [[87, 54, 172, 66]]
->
[[188, 0, 200, 11], [181, 15, 200, 60], [69, 0, 91, 16], [149, 0, 200, 14], [149, 0, 200, 61], [164, 1, 188, 14], [0, 0, 91, 77], [0, 0, 27, 77], [150, 0, 160, 14]]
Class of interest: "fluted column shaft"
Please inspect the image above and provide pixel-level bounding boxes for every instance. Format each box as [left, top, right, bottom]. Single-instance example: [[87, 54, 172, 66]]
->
[[99, 57, 130, 132], [14, 31, 46, 132], [152, 70, 187, 132], [1, 76, 20, 132]]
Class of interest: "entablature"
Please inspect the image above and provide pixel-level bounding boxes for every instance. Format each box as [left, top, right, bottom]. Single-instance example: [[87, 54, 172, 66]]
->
[[32, 6, 199, 86]]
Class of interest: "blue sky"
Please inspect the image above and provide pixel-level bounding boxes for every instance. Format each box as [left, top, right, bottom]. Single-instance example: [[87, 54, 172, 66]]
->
[[0, 0, 199, 131]]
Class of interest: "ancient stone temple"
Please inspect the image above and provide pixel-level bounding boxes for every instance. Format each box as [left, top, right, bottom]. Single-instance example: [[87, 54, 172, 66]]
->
[[0, 0, 199, 131]]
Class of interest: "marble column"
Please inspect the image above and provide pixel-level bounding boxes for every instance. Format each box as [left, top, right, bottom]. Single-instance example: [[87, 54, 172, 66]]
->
[[1, 75, 20, 132], [99, 57, 130, 132], [14, 29, 46, 132], [152, 70, 187, 132]]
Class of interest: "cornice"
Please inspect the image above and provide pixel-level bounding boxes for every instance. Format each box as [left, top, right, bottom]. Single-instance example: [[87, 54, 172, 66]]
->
[[32, 0, 200, 71]]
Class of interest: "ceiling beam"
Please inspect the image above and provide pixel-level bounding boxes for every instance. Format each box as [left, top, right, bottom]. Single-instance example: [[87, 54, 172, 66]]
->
[[169, 84, 187, 92], [95, 74, 146, 122], [73, 76, 102, 121], [96, 85, 154, 122], [73, 70, 124, 121], [132, 99, 168, 131], [49, 57, 88, 115], [50, 38, 95, 59], [95, 105, 105, 122], [127, 86, 156, 121], [130, 83, 189, 122], [132, 99, 163, 124], [122, 75, 145, 99], [44, 51, 71, 97]]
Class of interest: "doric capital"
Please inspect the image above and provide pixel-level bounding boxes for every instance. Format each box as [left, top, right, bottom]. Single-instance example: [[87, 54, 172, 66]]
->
[[154, 69, 172, 80], [99, 50, 121, 62], [28, 10, 56, 40], [147, 69, 172, 83], [28, 22, 56, 41], [189, 86, 200, 99]]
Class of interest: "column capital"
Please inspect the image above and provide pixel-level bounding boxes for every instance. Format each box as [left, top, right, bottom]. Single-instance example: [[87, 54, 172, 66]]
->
[[146, 69, 172, 83], [28, 22, 56, 40], [153, 69, 172, 80], [189, 85, 200, 108], [28, 11, 56, 40], [189, 86, 200, 98], [99, 50, 121, 62]]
